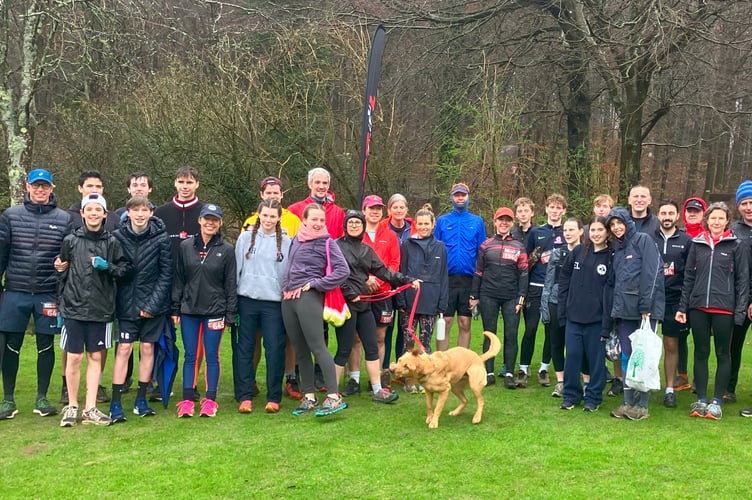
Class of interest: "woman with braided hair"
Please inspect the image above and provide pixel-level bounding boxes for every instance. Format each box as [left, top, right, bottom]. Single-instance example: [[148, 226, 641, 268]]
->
[[234, 200, 291, 414]]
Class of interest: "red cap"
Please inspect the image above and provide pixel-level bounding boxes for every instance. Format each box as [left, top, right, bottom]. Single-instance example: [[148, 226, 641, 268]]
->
[[494, 207, 514, 220], [260, 176, 283, 191], [362, 194, 385, 210]]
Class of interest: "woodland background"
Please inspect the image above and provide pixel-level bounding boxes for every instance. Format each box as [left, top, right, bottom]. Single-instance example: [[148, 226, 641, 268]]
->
[[2, 0, 752, 228]]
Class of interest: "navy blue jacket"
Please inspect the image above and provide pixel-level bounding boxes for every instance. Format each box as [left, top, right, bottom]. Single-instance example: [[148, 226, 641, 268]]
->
[[558, 243, 612, 334], [526, 223, 565, 286], [0, 193, 72, 294], [651, 227, 691, 305], [631, 207, 660, 235], [396, 236, 448, 315], [113, 216, 173, 320], [606, 207, 665, 321]]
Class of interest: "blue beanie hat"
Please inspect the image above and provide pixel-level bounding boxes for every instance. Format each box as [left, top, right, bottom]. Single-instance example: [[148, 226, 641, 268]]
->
[[736, 180, 752, 205]]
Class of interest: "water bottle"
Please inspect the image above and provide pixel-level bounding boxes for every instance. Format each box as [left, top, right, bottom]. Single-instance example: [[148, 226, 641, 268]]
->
[[435, 313, 446, 341]]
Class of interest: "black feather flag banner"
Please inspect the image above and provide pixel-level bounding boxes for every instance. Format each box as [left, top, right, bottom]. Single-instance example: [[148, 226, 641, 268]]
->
[[357, 25, 386, 207]]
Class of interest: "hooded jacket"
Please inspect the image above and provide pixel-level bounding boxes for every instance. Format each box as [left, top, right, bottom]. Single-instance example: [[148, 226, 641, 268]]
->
[[235, 226, 291, 302], [113, 216, 173, 320], [337, 212, 415, 312], [682, 197, 707, 238], [364, 218, 402, 295], [58, 226, 130, 322], [606, 207, 665, 321], [288, 190, 345, 239], [679, 231, 750, 325], [434, 208, 486, 277], [172, 233, 237, 323], [396, 235, 449, 315], [0, 193, 72, 294]]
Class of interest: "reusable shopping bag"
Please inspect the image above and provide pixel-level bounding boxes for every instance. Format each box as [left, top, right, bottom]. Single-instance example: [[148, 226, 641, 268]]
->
[[625, 318, 662, 391], [322, 239, 350, 327]]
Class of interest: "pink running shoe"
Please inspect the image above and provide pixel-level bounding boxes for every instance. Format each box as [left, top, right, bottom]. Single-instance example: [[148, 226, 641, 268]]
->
[[200, 398, 218, 418], [176, 400, 195, 418]]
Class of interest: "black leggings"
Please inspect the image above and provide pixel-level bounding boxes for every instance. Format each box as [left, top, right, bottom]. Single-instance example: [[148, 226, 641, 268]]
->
[[727, 317, 750, 393], [478, 296, 520, 374], [520, 287, 550, 366], [689, 310, 733, 402], [548, 303, 565, 372], [2, 332, 55, 399], [334, 308, 378, 366]]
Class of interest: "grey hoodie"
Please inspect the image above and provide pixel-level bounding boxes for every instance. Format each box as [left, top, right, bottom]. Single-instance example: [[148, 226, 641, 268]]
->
[[235, 229, 291, 302]]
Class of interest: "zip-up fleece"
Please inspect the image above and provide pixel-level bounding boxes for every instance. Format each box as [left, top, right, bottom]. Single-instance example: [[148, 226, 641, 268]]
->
[[678, 231, 750, 325], [471, 233, 528, 301]]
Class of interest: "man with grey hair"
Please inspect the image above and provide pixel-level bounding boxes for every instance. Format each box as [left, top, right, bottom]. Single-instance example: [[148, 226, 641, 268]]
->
[[288, 167, 345, 239]]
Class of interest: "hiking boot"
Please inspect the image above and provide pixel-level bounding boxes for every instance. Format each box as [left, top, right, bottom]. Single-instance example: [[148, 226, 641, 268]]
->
[[109, 401, 127, 423], [674, 375, 691, 392], [285, 379, 303, 400], [583, 404, 599, 413], [381, 369, 392, 388], [607, 378, 624, 397], [551, 382, 564, 398], [610, 404, 632, 419], [372, 388, 399, 404], [705, 402, 722, 420], [740, 407, 752, 418], [176, 400, 195, 418], [60, 405, 78, 427], [0, 400, 18, 420], [560, 401, 576, 410], [96, 385, 110, 403], [133, 398, 156, 417], [690, 400, 707, 418], [342, 378, 361, 397], [82, 407, 113, 426], [60, 385, 69, 405], [515, 370, 528, 388], [723, 392, 736, 404], [265, 401, 280, 413], [663, 392, 677, 408], [504, 374, 516, 389], [199, 399, 218, 418], [238, 400, 253, 413], [625, 406, 649, 421], [315, 395, 348, 417], [292, 398, 318, 416], [486, 373, 496, 386], [538, 370, 551, 387], [33, 396, 58, 417]]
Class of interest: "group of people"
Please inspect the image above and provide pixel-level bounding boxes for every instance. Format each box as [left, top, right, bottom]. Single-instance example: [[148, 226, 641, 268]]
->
[[1, 163, 751, 426]]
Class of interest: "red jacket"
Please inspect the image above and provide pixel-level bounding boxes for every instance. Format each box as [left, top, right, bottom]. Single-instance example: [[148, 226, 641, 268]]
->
[[363, 224, 400, 293], [288, 191, 345, 239]]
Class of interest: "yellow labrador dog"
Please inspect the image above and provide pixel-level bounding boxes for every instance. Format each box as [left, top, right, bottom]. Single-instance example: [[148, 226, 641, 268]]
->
[[390, 331, 500, 428]]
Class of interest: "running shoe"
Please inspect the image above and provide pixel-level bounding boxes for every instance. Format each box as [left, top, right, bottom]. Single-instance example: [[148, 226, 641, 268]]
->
[[96, 385, 111, 403], [33, 396, 58, 417], [607, 378, 624, 397], [663, 392, 677, 408], [538, 370, 551, 387], [739, 407, 752, 418], [0, 400, 18, 420], [285, 379, 303, 400], [238, 400, 253, 413], [176, 399, 195, 418], [292, 398, 318, 416], [372, 388, 399, 404], [625, 406, 649, 421], [583, 404, 599, 413], [342, 378, 361, 397], [610, 404, 632, 419], [486, 373, 496, 386], [60, 405, 78, 427], [551, 382, 564, 398], [560, 401, 576, 410], [265, 402, 280, 413], [516, 370, 528, 388], [705, 402, 722, 420], [315, 395, 348, 417], [504, 374, 516, 390], [674, 375, 691, 392], [82, 407, 113, 426], [133, 398, 156, 417], [690, 400, 707, 418], [723, 392, 736, 404], [109, 401, 127, 423], [199, 399, 218, 417]]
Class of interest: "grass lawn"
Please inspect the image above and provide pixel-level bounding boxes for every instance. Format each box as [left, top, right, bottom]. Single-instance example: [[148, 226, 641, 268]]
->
[[2, 320, 752, 498]]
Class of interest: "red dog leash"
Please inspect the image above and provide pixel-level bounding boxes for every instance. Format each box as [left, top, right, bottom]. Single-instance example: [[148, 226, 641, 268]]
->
[[358, 284, 424, 351]]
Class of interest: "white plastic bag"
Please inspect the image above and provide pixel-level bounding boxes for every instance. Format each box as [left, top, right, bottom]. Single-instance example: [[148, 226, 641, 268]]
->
[[625, 318, 662, 392]]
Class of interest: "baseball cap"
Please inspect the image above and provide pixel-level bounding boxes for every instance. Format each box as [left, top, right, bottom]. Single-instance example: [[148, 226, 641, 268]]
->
[[362, 195, 385, 210], [28, 169, 53, 185], [81, 193, 107, 211], [685, 200, 704, 211], [494, 207, 514, 220], [450, 183, 469, 195], [260, 176, 283, 192], [199, 204, 223, 219]]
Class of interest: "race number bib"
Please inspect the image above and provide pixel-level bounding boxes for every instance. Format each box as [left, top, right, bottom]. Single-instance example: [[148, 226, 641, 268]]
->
[[41, 302, 58, 317], [379, 310, 394, 324], [207, 318, 225, 331]]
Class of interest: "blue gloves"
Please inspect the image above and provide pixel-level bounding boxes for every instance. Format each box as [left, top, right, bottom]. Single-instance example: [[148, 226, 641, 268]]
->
[[92, 256, 109, 270]]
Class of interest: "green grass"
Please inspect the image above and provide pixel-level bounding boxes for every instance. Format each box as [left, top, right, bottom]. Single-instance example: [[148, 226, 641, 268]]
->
[[3, 322, 752, 498]]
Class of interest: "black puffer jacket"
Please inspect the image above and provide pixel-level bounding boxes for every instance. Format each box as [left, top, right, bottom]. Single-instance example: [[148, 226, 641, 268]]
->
[[58, 226, 130, 322], [0, 193, 72, 294], [172, 233, 237, 323], [336, 233, 414, 313], [113, 216, 173, 320]]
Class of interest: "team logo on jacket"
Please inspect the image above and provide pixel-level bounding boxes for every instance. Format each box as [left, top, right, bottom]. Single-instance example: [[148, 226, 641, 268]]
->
[[502, 248, 521, 261], [597, 264, 607, 276]]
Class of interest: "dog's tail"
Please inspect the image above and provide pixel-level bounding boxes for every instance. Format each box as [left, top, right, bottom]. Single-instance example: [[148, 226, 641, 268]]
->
[[480, 331, 501, 362]]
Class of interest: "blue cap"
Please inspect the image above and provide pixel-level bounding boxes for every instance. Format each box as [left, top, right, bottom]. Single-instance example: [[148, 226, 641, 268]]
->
[[28, 169, 53, 185], [199, 203, 222, 219]]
